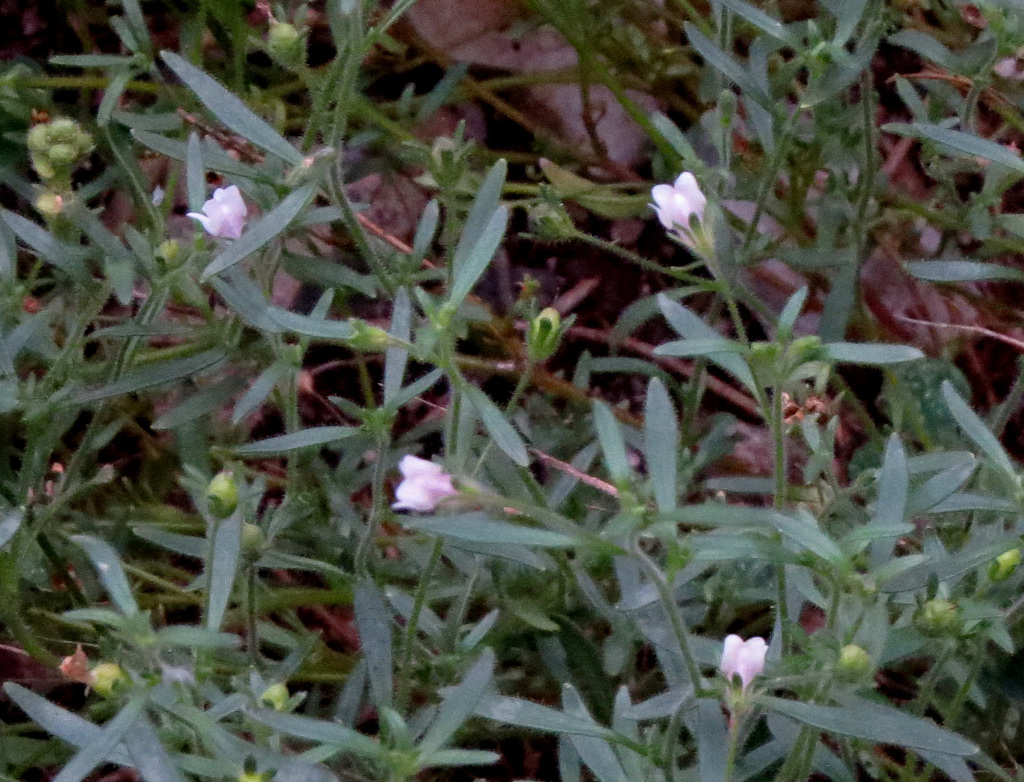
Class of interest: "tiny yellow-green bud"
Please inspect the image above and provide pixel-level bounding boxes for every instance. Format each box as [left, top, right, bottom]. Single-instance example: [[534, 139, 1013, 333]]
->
[[267, 21, 305, 66], [241, 522, 265, 561], [347, 320, 391, 352], [836, 644, 873, 681], [207, 470, 239, 518], [237, 772, 270, 782], [35, 191, 64, 217], [526, 307, 564, 362], [990, 548, 1021, 582], [914, 598, 961, 637], [156, 239, 181, 267], [260, 682, 290, 711], [528, 201, 576, 242], [47, 143, 78, 166], [89, 663, 127, 697]]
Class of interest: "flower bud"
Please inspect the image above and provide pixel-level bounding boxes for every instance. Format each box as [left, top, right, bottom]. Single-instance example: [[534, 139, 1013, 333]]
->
[[526, 307, 566, 363], [90, 663, 128, 697], [241, 522, 265, 561], [914, 598, 961, 637], [156, 239, 181, 268], [260, 682, 290, 711], [347, 320, 392, 352], [35, 191, 64, 217], [27, 117, 94, 184], [237, 772, 270, 782], [836, 644, 873, 682], [528, 201, 575, 242], [207, 470, 239, 518], [268, 21, 305, 67], [989, 548, 1021, 582]]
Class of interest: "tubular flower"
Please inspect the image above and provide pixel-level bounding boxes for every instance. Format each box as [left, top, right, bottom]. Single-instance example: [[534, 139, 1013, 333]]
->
[[720, 634, 767, 691], [187, 185, 248, 239], [392, 455, 457, 512], [651, 172, 708, 249]]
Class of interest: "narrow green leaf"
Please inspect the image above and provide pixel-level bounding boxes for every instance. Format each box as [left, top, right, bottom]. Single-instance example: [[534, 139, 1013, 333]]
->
[[906, 260, 1024, 284], [562, 685, 627, 782], [418, 648, 495, 757], [421, 749, 500, 768], [881, 538, 1016, 592], [761, 696, 978, 756], [942, 380, 1016, 476], [2, 684, 134, 766], [353, 578, 394, 709], [1, 209, 90, 282], [234, 426, 358, 455], [404, 514, 576, 548], [476, 694, 616, 739], [447, 206, 508, 309], [820, 342, 923, 365], [205, 516, 241, 631], [644, 379, 678, 511], [777, 286, 808, 341], [248, 710, 383, 758], [695, 698, 729, 782], [383, 287, 411, 405], [122, 715, 187, 782], [53, 695, 146, 782], [653, 338, 747, 358], [71, 535, 139, 616], [715, 0, 792, 43], [452, 160, 506, 276], [76, 349, 227, 403], [463, 385, 529, 466], [593, 401, 629, 483], [161, 51, 303, 166], [202, 183, 315, 279], [185, 132, 205, 212], [0, 508, 23, 549], [684, 23, 769, 106], [233, 362, 291, 424], [153, 377, 246, 430], [882, 122, 1024, 174], [267, 307, 354, 342]]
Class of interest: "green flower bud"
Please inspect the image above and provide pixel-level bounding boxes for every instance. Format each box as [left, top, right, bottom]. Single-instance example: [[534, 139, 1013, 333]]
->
[[347, 319, 392, 352], [836, 644, 873, 682], [526, 307, 566, 362], [237, 772, 270, 782], [260, 682, 289, 711], [528, 201, 575, 242], [241, 522, 265, 561], [27, 118, 93, 183], [989, 548, 1021, 582], [89, 663, 127, 697], [267, 21, 305, 67], [156, 239, 181, 268], [35, 191, 64, 217], [914, 598, 961, 637], [207, 470, 239, 518]]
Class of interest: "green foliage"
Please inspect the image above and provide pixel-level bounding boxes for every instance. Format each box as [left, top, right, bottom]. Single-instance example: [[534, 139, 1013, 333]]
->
[[3, 1, 1024, 781]]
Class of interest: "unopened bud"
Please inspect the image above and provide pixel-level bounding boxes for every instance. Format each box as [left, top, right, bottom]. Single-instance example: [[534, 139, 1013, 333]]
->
[[241, 522, 265, 561], [915, 598, 961, 637], [267, 21, 305, 67], [35, 191, 64, 217], [528, 201, 575, 242], [990, 548, 1021, 582], [347, 320, 391, 352], [90, 663, 127, 697], [156, 239, 181, 267], [237, 773, 270, 782], [260, 682, 289, 711], [526, 307, 566, 362], [207, 470, 239, 518], [836, 644, 872, 681]]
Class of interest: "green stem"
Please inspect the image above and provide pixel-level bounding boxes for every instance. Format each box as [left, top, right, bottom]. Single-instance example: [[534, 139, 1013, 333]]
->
[[740, 110, 799, 259], [570, 230, 709, 284], [396, 536, 444, 710], [246, 565, 259, 668], [354, 437, 390, 576], [630, 539, 704, 693], [723, 716, 742, 782]]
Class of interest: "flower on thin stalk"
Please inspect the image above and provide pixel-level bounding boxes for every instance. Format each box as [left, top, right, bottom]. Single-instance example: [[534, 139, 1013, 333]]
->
[[720, 634, 767, 692], [392, 455, 457, 512], [187, 185, 248, 239], [651, 172, 710, 253]]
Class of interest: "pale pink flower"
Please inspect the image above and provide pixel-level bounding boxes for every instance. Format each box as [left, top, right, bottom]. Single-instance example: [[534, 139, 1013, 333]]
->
[[720, 634, 767, 691], [187, 185, 248, 239], [995, 56, 1024, 81], [392, 455, 457, 512], [651, 172, 708, 248]]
